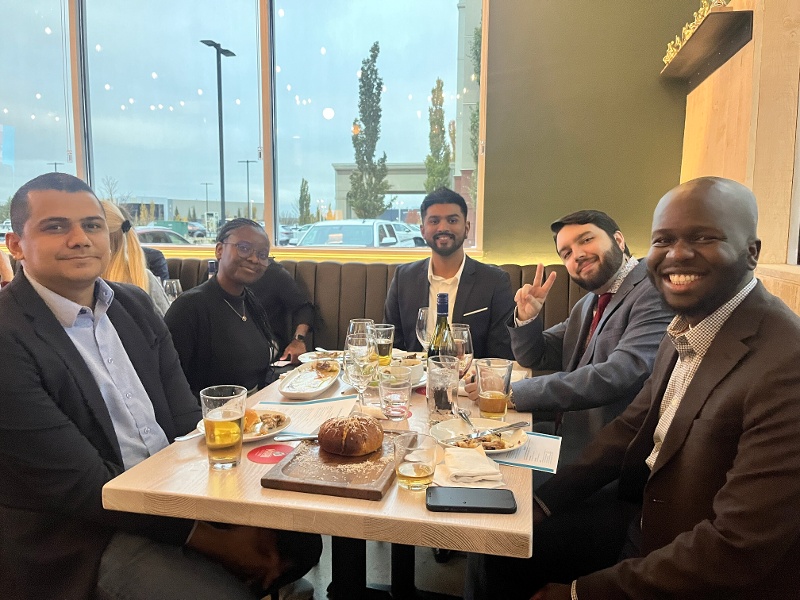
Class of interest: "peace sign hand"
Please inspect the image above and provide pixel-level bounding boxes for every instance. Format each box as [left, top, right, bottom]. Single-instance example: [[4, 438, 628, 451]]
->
[[514, 263, 557, 322]]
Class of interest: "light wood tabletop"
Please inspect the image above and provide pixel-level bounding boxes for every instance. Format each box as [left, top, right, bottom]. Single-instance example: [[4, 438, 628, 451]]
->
[[102, 377, 533, 559]]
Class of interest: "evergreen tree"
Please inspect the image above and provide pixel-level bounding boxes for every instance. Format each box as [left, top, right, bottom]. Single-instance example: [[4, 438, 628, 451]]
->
[[298, 178, 312, 225], [469, 24, 482, 204], [346, 42, 394, 218], [424, 78, 452, 193], [174, 207, 180, 220]]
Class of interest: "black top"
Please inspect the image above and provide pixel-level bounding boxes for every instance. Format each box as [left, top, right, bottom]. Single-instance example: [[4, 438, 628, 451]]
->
[[247, 259, 314, 349], [164, 276, 277, 396], [142, 246, 169, 281]]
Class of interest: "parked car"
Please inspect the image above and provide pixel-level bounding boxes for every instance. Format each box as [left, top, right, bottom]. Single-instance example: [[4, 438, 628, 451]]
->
[[391, 222, 425, 246], [294, 219, 419, 248], [0, 219, 11, 243], [186, 221, 208, 238], [135, 226, 193, 245], [288, 224, 312, 245], [278, 225, 293, 246]]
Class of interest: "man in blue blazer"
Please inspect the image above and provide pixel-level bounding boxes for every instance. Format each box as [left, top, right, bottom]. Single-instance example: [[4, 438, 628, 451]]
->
[[385, 187, 515, 360], [0, 173, 320, 600]]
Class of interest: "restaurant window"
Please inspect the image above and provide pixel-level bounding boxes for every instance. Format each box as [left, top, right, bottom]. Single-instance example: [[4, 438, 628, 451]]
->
[[83, 0, 263, 243], [0, 1, 77, 207], [270, 0, 483, 250]]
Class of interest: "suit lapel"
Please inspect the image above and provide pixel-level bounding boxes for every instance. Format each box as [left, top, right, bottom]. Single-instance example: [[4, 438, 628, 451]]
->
[[566, 294, 595, 370], [453, 256, 476, 321], [12, 277, 123, 463], [650, 287, 763, 476]]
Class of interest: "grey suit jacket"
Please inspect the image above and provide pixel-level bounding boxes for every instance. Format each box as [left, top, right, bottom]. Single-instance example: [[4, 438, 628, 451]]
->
[[538, 282, 800, 599], [510, 261, 672, 467], [0, 273, 201, 600], [384, 255, 515, 359]]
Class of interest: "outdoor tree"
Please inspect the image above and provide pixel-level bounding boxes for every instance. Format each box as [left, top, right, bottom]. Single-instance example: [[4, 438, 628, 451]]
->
[[100, 175, 119, 203], [448, 120, 456, 163], [298, 178, 313, 225], [346, 41, 394, 218], [424, 78, 452, 193], [174, 207, 181, 220], [469, 24, 482, 203]]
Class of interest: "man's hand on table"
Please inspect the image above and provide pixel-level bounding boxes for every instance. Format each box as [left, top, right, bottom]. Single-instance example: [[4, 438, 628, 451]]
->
[[186, 521, 290, 589], [281, 339, 307, 364], [531, 583, 571, 600]]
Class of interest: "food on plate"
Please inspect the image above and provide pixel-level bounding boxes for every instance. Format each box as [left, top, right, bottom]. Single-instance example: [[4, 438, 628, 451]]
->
[[318, 414, 384, 456], [284, 360, 340, 393], [455, 433, 510, 451], [243, 409, 288, 436], [314, 360, 339, 375]]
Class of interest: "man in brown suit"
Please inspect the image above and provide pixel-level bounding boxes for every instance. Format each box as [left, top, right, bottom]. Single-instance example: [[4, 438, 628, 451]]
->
[[467, 177, 800, 599]]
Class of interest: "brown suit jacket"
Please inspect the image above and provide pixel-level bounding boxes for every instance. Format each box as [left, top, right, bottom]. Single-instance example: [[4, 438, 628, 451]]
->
[[538, 282, 800, 599]]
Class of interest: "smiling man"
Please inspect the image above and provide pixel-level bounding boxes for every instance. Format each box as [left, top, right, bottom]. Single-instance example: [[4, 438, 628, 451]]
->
[[474, 210, 673, 471], [467, 177, 800, 600], [385, 187, 515, 359], [0, 176, 320, 600]]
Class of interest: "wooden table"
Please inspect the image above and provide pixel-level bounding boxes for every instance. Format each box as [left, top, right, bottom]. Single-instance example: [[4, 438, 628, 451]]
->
[[103, 378, 532, 597]]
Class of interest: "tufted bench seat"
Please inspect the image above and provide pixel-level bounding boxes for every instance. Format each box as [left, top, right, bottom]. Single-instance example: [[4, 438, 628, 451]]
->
[[167, 258, 588, 352]]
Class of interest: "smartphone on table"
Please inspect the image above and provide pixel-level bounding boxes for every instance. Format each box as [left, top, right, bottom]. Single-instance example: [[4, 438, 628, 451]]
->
[[425, 487, 517, 514]]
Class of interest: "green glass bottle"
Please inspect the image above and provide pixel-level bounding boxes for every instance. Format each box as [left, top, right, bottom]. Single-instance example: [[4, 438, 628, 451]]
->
[[429, 293, 456, 356]]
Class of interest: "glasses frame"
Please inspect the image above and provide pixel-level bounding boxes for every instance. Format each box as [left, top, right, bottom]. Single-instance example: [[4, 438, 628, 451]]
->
[[220, 241, 270, 262]]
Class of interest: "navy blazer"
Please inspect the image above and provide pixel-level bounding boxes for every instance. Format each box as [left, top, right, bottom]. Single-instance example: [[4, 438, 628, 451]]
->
[[0, 273, 201, 599], [539, 282, 800, 599], [384, 255, 515, 360], [510, 261, 673, 467]]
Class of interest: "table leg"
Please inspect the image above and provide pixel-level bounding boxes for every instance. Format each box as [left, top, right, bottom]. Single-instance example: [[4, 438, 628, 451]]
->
[[390, 543, 417, 598]]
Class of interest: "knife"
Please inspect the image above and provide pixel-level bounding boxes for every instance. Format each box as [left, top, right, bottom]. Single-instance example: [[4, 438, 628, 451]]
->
[[273, 433, 319, 442], [442, 420, 529, 444]]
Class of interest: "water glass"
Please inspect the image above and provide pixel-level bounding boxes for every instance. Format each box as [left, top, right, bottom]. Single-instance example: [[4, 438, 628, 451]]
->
[[426, 355, 459, 425], [345, 333, 378, 408], [394, 432, 437, 491], [348, 318, 375, 336], [368, 323, 395, 366], [379, 366, 412, 421], [163, 279, 183, 303], [451, 323, 474, 378], [200, 385, 247, 470], [474, 359, 513, 420]]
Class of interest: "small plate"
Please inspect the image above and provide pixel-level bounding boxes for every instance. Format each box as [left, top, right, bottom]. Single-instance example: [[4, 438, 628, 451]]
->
[[197, 410, 291, 443], [278, 361, 340, 399], [340, 369, 427, 388], [298, 350, 344, 364], [429, 418, 528, 454]]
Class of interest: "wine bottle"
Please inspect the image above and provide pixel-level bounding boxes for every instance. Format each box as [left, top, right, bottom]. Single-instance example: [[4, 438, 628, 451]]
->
[[429, 293, 456, 357], [207, 259, 218, 280]]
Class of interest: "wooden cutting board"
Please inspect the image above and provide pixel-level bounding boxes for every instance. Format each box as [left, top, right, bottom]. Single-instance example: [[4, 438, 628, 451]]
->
[[260, 434, 398, 501]]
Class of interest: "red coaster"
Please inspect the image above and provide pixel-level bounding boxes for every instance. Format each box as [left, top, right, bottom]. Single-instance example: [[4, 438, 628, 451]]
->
[[247, 444, 295, 464]]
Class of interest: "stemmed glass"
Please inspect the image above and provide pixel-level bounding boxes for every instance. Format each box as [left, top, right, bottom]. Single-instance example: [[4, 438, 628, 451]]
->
[[345, 333, 379, 408], [451, 324, 474, 379], [415, 307, 431, 353], [348, 318, 375, 336], [163, 279, 183, 303]]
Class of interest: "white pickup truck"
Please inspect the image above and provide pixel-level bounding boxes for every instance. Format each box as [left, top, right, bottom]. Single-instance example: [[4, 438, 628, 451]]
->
[[0, 219, 11, 243]]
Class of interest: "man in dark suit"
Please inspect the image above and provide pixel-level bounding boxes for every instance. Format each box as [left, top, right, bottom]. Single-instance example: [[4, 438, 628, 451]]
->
[[0, 173, 321, 600], [476, 210, 673, 469], [468, 177, 800, 599], [385, 187, 515, 359]]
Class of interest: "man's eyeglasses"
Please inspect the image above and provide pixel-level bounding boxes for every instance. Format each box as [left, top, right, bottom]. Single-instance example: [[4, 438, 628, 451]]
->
[[221, 242, 270, 262]]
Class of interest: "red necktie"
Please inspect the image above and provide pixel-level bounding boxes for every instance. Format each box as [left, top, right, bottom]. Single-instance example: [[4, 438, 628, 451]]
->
[[587, 292, 613, 341]]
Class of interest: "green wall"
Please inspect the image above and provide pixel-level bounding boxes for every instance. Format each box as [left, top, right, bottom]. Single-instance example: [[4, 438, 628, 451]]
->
[[481, 1, 697, 265]]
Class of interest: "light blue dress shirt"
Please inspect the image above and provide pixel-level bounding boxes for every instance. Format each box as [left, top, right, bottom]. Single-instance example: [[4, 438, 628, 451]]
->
[[27, 274, 169, 469]]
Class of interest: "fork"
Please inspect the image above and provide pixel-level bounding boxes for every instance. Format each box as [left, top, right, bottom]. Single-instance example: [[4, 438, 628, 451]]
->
[[456, 407, 477, 432]]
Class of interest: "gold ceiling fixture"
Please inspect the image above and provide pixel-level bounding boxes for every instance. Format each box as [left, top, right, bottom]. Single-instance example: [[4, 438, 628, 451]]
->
[[663, 0, 731, 66]]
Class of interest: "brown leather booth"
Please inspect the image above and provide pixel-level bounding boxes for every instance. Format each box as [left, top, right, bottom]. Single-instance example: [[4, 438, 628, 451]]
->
[[167, 258, 588, 351]]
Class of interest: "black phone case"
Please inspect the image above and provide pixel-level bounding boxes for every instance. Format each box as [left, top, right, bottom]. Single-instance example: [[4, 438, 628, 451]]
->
[[425, 487, 517, 514]]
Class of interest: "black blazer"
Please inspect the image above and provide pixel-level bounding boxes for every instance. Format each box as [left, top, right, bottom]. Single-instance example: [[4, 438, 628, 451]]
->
[[384, 255, 515, 359], [0, 272, 201, 600]]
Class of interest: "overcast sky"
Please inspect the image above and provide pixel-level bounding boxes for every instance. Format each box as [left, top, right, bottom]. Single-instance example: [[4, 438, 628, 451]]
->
[[1, 0, 461, 217]]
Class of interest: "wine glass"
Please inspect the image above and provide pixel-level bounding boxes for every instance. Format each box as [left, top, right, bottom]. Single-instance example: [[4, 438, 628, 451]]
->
[[345, 333, 379, 407], [163, 279, 183, 303], [348, 318, 375, 337], [415, 307, 431, 353], [450, 323, 474, 379]]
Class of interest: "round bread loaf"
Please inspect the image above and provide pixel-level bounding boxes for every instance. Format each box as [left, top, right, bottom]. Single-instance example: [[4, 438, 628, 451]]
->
[[318, 414, 384, 456]]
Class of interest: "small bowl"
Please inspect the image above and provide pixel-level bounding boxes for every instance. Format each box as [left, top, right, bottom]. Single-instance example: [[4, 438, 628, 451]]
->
[[391, 357, 424, 383]]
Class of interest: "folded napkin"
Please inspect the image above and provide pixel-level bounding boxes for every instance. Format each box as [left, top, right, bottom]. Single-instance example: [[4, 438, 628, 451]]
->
[[433, 446, 505, 489], [357, 404, 388, 420]]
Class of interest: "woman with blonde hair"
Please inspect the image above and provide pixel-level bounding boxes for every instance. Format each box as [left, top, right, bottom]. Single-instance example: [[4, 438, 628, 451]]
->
[[102, 200, 171, 316]]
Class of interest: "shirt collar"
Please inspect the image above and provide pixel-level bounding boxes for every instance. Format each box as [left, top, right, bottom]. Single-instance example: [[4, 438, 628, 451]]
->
[[427, 253, 467, 285], [601, 255, 639, 295], [666, 277, 758, 358], [25, 271, 114, 327]]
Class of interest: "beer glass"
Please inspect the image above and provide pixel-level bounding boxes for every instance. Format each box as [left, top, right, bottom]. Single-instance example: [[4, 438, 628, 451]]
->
[[200, 385, 247, 469]]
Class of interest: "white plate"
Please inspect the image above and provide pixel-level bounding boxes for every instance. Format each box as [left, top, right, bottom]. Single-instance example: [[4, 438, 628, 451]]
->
[[429, 418, 528, 454], [340, 370, 427, 388], [197, 409, 291, 443], [298, 350, 344, 364], [278, 361, 340, 399]]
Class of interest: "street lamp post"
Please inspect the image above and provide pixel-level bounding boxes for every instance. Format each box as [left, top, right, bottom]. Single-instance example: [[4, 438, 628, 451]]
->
[[201, 182, 213, 224], [238, 159, 257, 220], [201, 39, 235, 224]]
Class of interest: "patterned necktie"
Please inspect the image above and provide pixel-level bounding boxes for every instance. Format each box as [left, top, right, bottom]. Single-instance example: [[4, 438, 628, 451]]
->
[[587, 292, 613, 341]]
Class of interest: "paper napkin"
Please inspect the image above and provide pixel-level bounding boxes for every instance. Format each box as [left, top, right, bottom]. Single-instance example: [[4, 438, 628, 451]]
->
[[433, 446, 505, 489]]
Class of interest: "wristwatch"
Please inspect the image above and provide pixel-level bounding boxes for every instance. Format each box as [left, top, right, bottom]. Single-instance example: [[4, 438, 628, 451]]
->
[[294, 334, 306, 343]]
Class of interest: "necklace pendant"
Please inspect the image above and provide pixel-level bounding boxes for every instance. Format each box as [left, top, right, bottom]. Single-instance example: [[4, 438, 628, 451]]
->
[[242, 315, 247, 321]]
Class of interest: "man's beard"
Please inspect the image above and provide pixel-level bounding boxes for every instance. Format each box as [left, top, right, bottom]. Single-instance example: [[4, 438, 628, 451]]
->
[[571, 243, 625, 292], [428, 232, 465, 257]]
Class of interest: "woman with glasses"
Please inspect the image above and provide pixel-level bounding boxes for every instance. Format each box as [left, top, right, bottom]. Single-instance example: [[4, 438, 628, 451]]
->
[[164, 218, 279, 397]]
